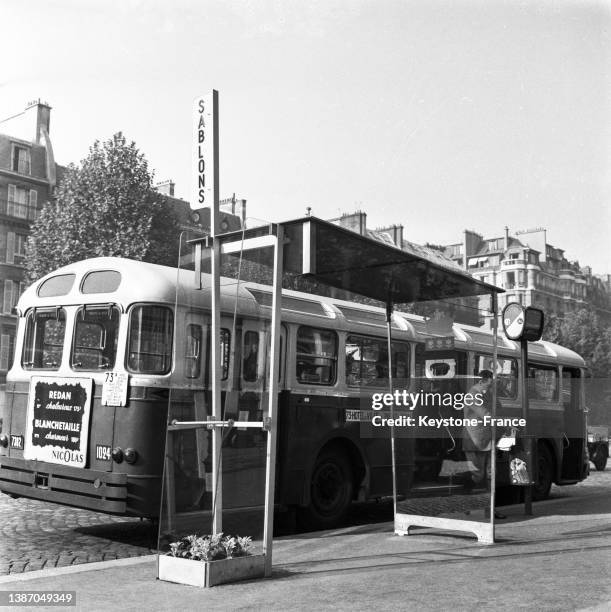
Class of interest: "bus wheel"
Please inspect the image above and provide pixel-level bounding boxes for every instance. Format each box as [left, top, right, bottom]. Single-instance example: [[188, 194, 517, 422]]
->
[[592, 445, 608, 471], [533, 444, 553, 501], [299, 449, 353, 530]]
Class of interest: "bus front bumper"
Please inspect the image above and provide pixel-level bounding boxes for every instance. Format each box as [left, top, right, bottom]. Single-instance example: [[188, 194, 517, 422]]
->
[[0, 457, 128, 514]]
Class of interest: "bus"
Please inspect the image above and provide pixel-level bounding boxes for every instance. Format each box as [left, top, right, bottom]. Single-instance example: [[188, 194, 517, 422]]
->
[[0, 257, 588, 527]]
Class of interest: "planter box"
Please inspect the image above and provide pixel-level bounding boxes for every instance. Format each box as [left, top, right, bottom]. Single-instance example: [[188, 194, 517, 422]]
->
[[158, 553, 265, 588]]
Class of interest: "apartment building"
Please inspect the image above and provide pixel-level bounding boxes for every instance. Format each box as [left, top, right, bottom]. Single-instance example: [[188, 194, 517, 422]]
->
[[327, 211, 483, 326], [0, 100, 64, 381], [444, 227, 611, 322]]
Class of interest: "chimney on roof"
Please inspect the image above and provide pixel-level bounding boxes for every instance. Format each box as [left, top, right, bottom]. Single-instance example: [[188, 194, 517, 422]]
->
[[156, 180, 175, 197], [504, 226, 510, 251], [377, 224, 404, 248], [25, 99, 51, 144], [27, 99, 51, 143], [338, 211, 367, 235]]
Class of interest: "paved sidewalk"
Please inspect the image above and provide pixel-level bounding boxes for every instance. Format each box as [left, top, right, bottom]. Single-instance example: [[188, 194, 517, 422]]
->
[[0, 492, 610, 612]]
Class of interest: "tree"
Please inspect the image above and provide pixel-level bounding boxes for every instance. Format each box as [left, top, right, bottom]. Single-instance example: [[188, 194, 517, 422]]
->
[[543, 308, 611, 424], [26, 133, 181, 282]]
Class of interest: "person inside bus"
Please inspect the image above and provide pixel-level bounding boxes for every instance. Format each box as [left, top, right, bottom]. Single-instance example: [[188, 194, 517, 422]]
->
[[243, 341, 259, 382], [372, 350, 390, 385], [463, 369, 506, 519]]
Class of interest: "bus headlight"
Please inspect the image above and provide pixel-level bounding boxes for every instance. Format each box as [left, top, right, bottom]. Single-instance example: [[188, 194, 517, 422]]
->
[[111, 447, 124, 463], [0, 434, 8, 448], [124, 448, 138, 464]]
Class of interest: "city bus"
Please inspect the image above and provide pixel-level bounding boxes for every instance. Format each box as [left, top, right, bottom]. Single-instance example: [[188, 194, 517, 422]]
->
[[0, 257, 588, 526]]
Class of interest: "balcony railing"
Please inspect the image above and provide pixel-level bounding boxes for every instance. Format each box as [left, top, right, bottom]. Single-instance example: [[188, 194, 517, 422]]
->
[[0, 198, 39, 221], [501, 258, 527, 267]]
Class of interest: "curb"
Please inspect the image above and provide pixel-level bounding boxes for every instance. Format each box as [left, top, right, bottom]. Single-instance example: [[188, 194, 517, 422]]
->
[[0, 554, 157, 584]]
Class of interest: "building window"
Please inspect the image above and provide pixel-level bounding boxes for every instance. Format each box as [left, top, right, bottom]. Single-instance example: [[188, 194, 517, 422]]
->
[[2, 280, 23, 315], [7, 185, 37, 219], [0, 332, 15, 371], [6, 232, 27, 265], [11, 145, 31, 175]]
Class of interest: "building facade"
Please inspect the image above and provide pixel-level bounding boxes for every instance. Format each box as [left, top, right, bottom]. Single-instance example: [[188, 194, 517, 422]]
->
[[326, 211, 483, 326], [329, 212, 611, 327], [444, 227, 611, 322], [0, 101, 64, 382]]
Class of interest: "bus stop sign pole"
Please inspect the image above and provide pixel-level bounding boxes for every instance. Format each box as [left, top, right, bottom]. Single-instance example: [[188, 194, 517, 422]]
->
[[502, 303, 545, 516]]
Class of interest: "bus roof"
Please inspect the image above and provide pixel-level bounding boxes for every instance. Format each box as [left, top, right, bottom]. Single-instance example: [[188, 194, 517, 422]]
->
[[20, 257, 585, 368]]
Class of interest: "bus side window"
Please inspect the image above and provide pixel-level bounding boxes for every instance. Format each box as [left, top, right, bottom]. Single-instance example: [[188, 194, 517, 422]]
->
[[561, 367, 581, 411], [296, 326, 337, 385], [204, 328, 230, 381], [185, 324, 203, 379], [127, 305, 173, 374], [527, 364, 558, 401], [345, 334, 409, 387], [242, 330, 259, 382], [474, 355, 518, 399]]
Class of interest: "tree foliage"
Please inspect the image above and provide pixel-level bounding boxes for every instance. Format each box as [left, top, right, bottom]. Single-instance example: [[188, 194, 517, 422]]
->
[[543, 308, 611, 377], [26, 133, 181, 283], [543, 308, 611, 424]]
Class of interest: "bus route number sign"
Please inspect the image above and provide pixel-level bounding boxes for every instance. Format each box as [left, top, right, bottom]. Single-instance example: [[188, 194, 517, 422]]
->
[[101, 372, 128, 407]]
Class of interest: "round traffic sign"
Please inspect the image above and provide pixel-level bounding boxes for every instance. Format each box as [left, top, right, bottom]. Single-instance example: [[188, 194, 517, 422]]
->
[[502, 303, 526, 340]]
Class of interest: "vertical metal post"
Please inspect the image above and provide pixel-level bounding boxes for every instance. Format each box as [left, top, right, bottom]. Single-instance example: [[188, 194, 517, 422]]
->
[[209, 90, 222, 534], [490, 293, 498, 528], [386, 299, 397, 518], [521, 339, 533, 515], [263, 227, 283, 577], [194, 242, 202, 290]]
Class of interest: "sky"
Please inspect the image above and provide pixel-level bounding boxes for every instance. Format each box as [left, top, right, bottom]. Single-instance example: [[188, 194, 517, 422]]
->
[[1, 0, 610, 273]]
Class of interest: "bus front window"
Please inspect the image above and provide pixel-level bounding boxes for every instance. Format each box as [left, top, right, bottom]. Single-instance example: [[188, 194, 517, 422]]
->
[[127, 305, 173, 374], [71, 305, 120, 370], [22, 308, 66, 370]]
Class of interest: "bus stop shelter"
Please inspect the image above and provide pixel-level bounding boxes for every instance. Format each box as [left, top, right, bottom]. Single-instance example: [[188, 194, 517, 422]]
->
[[158, 215, 503, 586]]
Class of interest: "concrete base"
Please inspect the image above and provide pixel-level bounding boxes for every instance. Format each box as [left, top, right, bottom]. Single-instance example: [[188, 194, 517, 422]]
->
[[395, 513, 494, 544]]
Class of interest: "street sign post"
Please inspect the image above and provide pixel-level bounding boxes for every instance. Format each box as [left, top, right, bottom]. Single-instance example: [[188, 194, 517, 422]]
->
[[502, 303, 545, 515]]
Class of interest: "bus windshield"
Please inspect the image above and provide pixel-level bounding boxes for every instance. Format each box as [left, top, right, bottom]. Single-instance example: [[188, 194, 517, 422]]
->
[[71, 305, 120, 370], [22, 308, 66, 370]]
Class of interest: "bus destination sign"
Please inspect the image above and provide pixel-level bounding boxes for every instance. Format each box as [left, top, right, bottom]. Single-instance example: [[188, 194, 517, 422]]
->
[[24, 377, 93, 468]]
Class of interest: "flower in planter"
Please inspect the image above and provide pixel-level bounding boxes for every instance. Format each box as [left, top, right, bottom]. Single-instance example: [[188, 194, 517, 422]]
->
[[235, 536, 252, 557], [168, 533, 252, 562]]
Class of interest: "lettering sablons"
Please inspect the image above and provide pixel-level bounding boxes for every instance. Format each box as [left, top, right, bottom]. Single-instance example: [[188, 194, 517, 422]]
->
[[198, 110, 206, 203]]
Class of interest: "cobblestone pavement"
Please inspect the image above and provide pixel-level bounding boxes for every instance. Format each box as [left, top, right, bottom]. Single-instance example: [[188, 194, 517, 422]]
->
[[0, 462, 607, 576], [0, 496, 156, 575]]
